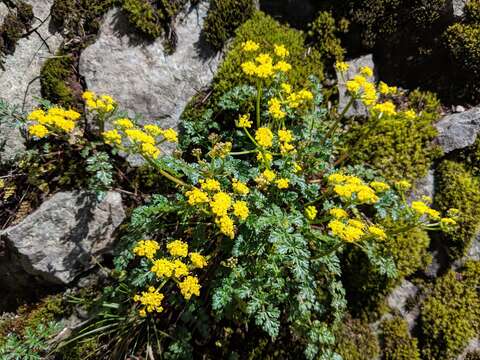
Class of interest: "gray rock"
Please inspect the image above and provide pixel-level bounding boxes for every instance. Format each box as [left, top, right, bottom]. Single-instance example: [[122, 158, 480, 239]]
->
[[453, 0, 468, 18], [435, 106, 480, 153], [386, 280, 420, 330], [0, 191, 125, 286], [80, 1, 221, 150], [410, 169, 435, 201], [455, 105, 466, 113], [0, 0, 63, 162], [457, 338, 480, 360], [336, 54, 376, 117]]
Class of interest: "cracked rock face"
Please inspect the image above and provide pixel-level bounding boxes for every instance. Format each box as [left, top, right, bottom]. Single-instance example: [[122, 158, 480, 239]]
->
[[80, 1, 221, 143], [0, 0, 63, 163], [0, 191, 125, 302]]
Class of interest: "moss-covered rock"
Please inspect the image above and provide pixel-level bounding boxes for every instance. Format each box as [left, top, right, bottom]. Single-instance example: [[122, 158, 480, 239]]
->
[[419, 270, 480, 360], [202, 0, 255, 51], [435, 159, 480, 260], [347, 90, 442, 183], [334, 315, 380, 360], [380, 316, 420, 360], [0, 1, 34, 56], [40, 55, 77, 107], [213, 11, 325, 100]]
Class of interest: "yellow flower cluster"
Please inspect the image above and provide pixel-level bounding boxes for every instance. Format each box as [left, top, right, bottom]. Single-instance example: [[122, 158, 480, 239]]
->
[[133, 239, 160, 259], [167, 240, 188, 257], [255, 127, 274, 148], [328, 218, 387, 243], [268, 98, 286, 120], [276, 178, 289, 189], [378, 81, 397, 95], [134, 286, 164, 317], [335, 61, 349, 73], [178, 275, 201, 300], [327, 173, 379, 204], [27, 107, 81, 138], [240, 42, 292, 79], [411, 201, 440, 220], [305, 206, 318, 220], [232, 179, 250, 195], [278, 129, 295, 155], [372, 101, 397, 116], [237, 114, 252, 128], [330, 208, 348, 219], [369, 181, 390, 192], [255, 169, 277, 187], [82, 91, 116, 113]]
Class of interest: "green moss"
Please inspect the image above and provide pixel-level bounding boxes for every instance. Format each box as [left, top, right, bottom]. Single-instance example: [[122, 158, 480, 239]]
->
[[213, 11, 325, 100], [461, 260, 480, 288], [420, 270, 480, 360], [466, 351, 480, 360], [465, 0, 480, 23], [202, 0, 255, 51], [334, 315, 380, 360], [57, 338, 100, 360], [380, 316, 420, 360], [435, 160, 480, 260], [307, 11, 346, 65], [0, 1, 34, 56], [347, 90, 442, 183], [40, 55, 76, 107]]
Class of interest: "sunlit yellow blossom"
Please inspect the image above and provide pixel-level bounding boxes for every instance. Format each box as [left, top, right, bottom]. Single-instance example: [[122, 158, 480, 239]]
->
[[144, 124, 163, 136], [298, 89, 314, 101], [348, 219, 365, 229], [335, 61, 349, 73], [28, 109, 46, 122], [262, 169, 276, 182], [232, 179, 250, 195], [233, 200, 249, 220], [255, 127, 274, 148], [210, 192, 232, 217], [278, 129, 294, 143], [64, 109, 81, 121], [361, 82, 377, 106], [173, 259, 189, 278], [216, 215, 235, 239], [242, 40, 260, 52], [200, 178, 221, 192], [328, 220, 364, 242], [274, 61, 292, 72], [293, 162, 302, 173], [346, 80, 361, 94], [151, 259, 174, 278], [54, 118, 76, 132], [167, 240, 188, 258], [404, 110, 416, 120], [280, 142, 295, 154], [378, 81, 390, 95], [287, 92, 302, 108], [257, 152, 273, 163], [411, 201, 440, 219], [114, 118, 134, 129], [274, 44, 289, 58], [237, 114, 252, 128], [370, 181, 390, 192], [190, 252, 207, 269], [369, 225, 387, 239], [134, 286, 164, 314], [328, 173, 347, 184], [281, 83, 292, 94], [103, 129, 122, 145], [125, 129, 155, 145], [242, 61, 257, 76], [330, 208, 348, 219], [141, 143, 161, 159], [256, 62, 274, 78], [276, 178, 289, 189], [28, 124, 49, 138], [440, 217, 457, 227], [82, 91, 95, 101], [256, 53, 272, 64], [268, 98, 286, 120], [372, 101, 397, 116], [133, 240, 160, 259], [179, 275, 201, 300], [422, 195, 432, 204], [360, 66, 373, 77], [162, 128, 178, 143], [305, 206, 317, 220], [396, 180, 411, 190], [186, 188, 209, 205]]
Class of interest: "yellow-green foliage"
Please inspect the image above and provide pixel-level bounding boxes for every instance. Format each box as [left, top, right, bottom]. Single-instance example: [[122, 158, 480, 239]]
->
[[40, 55, 76, 107], [334, 315, 380, 360], [380, 316, 420, 360], [213, 11, 325, 99], [466, 351, 480, 360], [0, 1, 33, 55], [465, 0, 480, 23], [348, 90, 442, 183], [445, 23, 480, 76], [461, 260, 480, 287], [307, 11, 346, 65], [435, 160, 480, 260], [420, 270, 480, 360], [202, 0, 255, 51]]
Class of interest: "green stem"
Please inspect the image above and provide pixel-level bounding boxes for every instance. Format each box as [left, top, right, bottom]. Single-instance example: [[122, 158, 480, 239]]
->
[[144, 157, 189, 188], [230, 149, 258, 155], [256, 81, 262, 128]]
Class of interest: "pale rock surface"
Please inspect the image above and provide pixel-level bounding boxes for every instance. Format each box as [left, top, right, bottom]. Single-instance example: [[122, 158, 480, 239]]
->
[[386, 280, 420, 330], [435, 106, 480, 153]]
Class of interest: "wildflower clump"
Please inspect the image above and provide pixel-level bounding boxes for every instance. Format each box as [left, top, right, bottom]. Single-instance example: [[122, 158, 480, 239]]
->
[[27, 107, 81, 138], [82, 91, 116, 113]]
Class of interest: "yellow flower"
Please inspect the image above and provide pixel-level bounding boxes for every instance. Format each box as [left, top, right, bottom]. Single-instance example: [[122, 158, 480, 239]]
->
[[262, 169, 276, 182], [328, 220, 364, 242], [190, 252, 208, 269], [361, 82, 377, 106], [242, 61, 257, 76], [237, 114, 252, 128], [411, 201, 439, 219], [210, 192, 232, 217], [200, 178, 221, 192], [82, 91, 95, 101], [280, 142, 295, 154], [257, 152, 273, 163], [144, 124, 163, 136], [134, 287, 164, 314], [335, 61, 349, 73], [278, 129, 294, 143], [232, 179, 250, 195], [370, 181, 390, 192], [125, 129, 155, 145], [103, 129, 122, 145], [216, 215, 235, 239], [268, 98, 286, 120], [328, 173, 347, 184], [404, 110, 416, 120], [274, 61, 292, 72], [346, 80, 361, 94], [368, 225, 387, 239], [396, 180, 411, 191], [281, 83, 292, 94], [305, 206, 317, 220], [293, 162, 302, 173], [233, 200, 249, 220], [255, 62, 275, 78], [372, 101, 397, 116], [256, 53, 272, 65], [133, 240, 160, 259], [151, 259, 174, 278], [440, 217, 457, 227], [167, 240, 188, 258], [276, 178, 289, 189], [114, 118, 134, 129], [274, 44, 289, 58], [242, 40, 260, 52], [360, 66, 373, 77], [139, 309, 147, 317], [348, 219, 365, 229], [255, 127, 274, 148], [173, 259, 189, 278], [162, 128, 178, 143], [28, 124, 49, 138], [297, 89, 314, 101], [63, 109, 81, 121], [141, 143, 161, 159], [330, 208, 348, 219], [54, 118, 76, 132], [28, 109, 46, 122], [178, 275, 201, 300], [378, 81, 390, 95], [186, 188, 209, 205]]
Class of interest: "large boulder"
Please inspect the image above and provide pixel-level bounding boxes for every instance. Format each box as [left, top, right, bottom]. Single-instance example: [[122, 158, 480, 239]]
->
[[435, 106, 480, 153], [80, 1, 221, 145], [0, 191, 125, 302], [0, 0, 63, 163], [336, 54, 377, 118]]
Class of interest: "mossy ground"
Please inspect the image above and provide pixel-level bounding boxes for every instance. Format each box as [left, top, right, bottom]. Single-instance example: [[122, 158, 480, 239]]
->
[[380, 316, 421, 360]]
